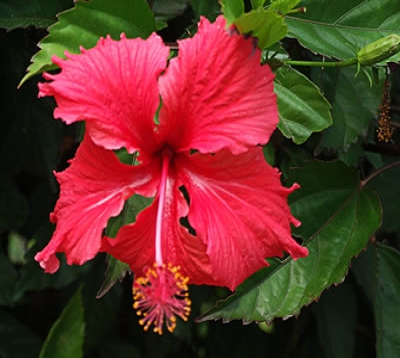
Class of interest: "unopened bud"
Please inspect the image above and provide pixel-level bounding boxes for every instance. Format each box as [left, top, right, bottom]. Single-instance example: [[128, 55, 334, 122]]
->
[[357, 35, 400, 66]]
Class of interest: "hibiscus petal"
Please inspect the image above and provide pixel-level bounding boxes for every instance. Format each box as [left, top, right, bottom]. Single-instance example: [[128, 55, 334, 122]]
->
[[102, 170, 217, 286], [176, 148, 308, 290], [38, 34, 169, 155], [157, 15, 278, 155], [35, 135, 160, 273]]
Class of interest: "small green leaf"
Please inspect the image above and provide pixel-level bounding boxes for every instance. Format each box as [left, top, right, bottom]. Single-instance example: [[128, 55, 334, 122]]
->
[[275, 67, 332, 144], [0, 0, 73, 30], [8, 231, 27, 265], [96, 255, 130, 298], [234, 8, 287, 49], [39, 287, 85, 358], [270, 0, 301, 15], [220, 0, 244, 25], [197, 161, 381, 324], [19, 0, 155, 87]]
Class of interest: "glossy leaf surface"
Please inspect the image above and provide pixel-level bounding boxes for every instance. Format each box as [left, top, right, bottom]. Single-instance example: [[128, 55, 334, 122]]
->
[[197, 161, 381, 323], [275, 67, 332, 144], [287, 0, 400, 61], [19, 0, 155, 86]]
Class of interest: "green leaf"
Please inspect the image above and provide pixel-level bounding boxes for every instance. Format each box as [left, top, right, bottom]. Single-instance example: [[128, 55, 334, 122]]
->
[[270, 0, 301, 15], [39, 287, 85, 358], [220, 0, 244, 25], [286, 0, 400, 61], [19, 0, 155, 87], [8, 231, 27, 265], [152, 0, 189, 22], [197, 161, 381, 324], [317, 66, 383, 152], [312, 282, 357, 358], [0, 0, 73, 30], [96, 255, 130, 299], [375, 244, 400, 358], [366, 165, 400, 232], [234, 8, 287, 49], [190, 0, 220, 20], [250, 0, 265, 10], [352, 243, 400, 358], [275, 67, 332, 144]]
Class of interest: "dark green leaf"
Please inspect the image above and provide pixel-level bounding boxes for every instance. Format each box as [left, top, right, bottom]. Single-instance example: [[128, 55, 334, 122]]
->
[[286, 0, 400, 61], [352, 243, 400, 358], [96, 255, 130, 298], [375, 244, 400, 358], [0, 0, 73, 30], [275, 66, 332, 144], [19, 0, 155, 87], [366, 165, 400, 232], [312, 282, 357, 358], [190, 0, 220, 19], [317, 66, 383, 152], [152, 0, 189, 22], [39, 287, 85, 358], [234, 8, 287, 49], [197, 161, 381, 324]]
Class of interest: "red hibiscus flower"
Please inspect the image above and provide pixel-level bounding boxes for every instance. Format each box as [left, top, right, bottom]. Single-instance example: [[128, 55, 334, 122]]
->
[[36, 15, 308, 334]]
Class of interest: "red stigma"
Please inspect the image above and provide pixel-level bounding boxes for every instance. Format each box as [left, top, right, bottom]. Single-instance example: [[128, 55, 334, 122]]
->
[[133, 263, 191, 334]]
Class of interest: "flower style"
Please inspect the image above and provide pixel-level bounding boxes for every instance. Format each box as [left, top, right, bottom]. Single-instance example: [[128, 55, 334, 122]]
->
[[36, 16, 308, 334]]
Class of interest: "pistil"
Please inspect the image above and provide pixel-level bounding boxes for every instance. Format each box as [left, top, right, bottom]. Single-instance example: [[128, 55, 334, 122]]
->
[[155, 150, 172, 264], [132, 150, 191, 334]]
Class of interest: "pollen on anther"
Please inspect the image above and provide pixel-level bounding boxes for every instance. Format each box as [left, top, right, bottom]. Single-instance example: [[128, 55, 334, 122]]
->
[[132, 263, 191, 334], [377, 77, 394, 143]]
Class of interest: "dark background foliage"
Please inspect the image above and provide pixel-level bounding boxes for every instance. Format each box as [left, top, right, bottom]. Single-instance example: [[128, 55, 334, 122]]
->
[[1, 0, 400, 357]]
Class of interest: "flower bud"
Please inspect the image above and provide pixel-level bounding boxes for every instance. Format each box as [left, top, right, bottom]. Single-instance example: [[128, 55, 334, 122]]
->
[[357, 35, 400, 66]]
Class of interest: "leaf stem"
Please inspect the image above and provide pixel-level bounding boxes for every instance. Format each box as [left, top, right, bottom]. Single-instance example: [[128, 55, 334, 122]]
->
[[361, 159, 400, 186], [285, 57, 358, 68]]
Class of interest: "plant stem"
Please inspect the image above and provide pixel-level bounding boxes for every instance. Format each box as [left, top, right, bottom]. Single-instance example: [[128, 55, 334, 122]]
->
[[361, 159, 400, 186], [285, 57, 358, 68]]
